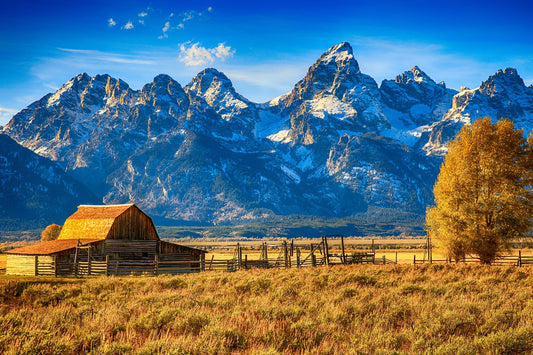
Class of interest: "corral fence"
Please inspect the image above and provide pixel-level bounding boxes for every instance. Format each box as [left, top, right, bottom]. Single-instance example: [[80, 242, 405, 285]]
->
[[203, 235, 397, 272], [413, 250, 533, 266]]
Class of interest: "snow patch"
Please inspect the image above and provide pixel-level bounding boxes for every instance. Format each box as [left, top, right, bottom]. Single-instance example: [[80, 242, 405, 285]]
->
[[280, 165, 301, 184], [307, 95, 357, 120], [267, 130, 290, 142]]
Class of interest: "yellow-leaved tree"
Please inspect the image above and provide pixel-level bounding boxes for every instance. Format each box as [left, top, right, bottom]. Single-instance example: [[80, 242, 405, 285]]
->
[[426, 117, 533, 264], [41, 224, 62, 242]]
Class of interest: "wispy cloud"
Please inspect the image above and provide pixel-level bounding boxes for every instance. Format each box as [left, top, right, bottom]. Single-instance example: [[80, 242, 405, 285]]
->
[[0, 106, 18, 125], [108, 18, 116, 27], [158, 7, 212, 39], [138, 12, 147, 17], [179, 42, 234, 66], [122, 21, 134, 30], [58, 48, 155, 65]]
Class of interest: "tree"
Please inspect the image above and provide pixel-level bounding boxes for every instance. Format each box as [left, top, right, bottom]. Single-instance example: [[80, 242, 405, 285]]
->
[[426, 117, 533, 264], [41, 224, 61, 241]]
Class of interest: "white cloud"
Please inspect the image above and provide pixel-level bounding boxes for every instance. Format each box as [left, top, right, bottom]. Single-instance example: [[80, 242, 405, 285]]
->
[[179, 42, 234, 66], [182, 11, 196, 22], [0, 106, 18, 126], [213, 43, 233, 60], [122, 21, 134, 30], [162, 21, 170, 33], [208, 6, 213, 12], [108, 18, 116, 27], [138, 12, 147, 17]]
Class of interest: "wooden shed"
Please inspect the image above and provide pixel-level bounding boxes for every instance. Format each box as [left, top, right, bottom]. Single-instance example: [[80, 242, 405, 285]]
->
[[6, 204, 206, 276]]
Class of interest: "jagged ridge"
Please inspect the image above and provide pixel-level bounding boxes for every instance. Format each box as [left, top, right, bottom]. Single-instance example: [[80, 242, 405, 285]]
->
[[2, 42, 532, 225]]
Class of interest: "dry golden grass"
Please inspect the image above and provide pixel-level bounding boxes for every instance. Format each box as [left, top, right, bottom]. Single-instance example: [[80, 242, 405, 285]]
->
[[2, 264, 533, 354]]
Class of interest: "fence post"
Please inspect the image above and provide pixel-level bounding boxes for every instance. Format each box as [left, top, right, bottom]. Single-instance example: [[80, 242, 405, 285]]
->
[[35, 255, 38, 276], [105, 255, 109, 276], [54, 255, 58, 277], [312, 253, 316, 267], [382, 255, 386, 265], [244, 255, 248, 270], [88, 246, 92, 276], [395, 252, 398, 264], [237, 243, 242, 270], [264, 243, 269, 268], [518, 250, 522, 267], [413, 255, 416, 265], [322, 236, 329, 266], [296, 248, 301, 268], [154, 254, 159, 276], [341, 235, 346, 264], [290, 240, 294, 257], [284, 241, 289, 268]]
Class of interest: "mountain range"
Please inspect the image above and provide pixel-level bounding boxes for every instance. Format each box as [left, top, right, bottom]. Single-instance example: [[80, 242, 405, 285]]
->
[[2, 42, 533, 230]]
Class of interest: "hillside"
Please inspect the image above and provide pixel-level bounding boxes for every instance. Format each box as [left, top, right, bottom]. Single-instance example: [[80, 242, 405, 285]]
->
[[0, 134, 96, 230]]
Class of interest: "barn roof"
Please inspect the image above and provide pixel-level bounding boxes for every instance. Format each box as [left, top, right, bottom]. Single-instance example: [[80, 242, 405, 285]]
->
[[67, 204, 134, 219], [57, 204, 142, 241], [6, 239, 100, 255]]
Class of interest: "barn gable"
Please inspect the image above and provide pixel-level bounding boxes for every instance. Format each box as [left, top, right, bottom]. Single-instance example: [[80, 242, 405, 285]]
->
[[58, 204, 159, 241]]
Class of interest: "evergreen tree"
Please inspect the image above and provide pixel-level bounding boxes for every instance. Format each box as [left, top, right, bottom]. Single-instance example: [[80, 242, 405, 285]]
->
[[426, 117, 533, 264]]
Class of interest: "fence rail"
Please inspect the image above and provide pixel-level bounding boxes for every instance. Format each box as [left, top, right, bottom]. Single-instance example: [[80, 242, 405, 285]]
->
[[413, 252, 533, 266]]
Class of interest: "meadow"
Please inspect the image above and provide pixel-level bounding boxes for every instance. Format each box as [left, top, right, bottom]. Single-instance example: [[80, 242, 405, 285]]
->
[[2, 264, 533, 354]]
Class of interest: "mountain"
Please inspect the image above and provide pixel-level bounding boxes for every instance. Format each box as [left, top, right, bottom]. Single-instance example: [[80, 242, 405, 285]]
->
[[0, 134, 96, 229], [421, 67, 533, 155], [2, 42, 533, 227]]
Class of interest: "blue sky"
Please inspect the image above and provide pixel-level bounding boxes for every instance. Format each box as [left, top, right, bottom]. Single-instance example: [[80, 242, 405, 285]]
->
[[1, 0, 532, 125]]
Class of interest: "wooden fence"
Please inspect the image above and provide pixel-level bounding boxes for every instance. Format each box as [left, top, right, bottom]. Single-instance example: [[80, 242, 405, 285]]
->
[[413, 251, 533, 266], [9, 235, 533, 277]]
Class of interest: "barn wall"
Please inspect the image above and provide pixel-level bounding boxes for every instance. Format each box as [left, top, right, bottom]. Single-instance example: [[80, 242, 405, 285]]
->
[[6, 255, 36, 275], [107, 207, 159, 240]]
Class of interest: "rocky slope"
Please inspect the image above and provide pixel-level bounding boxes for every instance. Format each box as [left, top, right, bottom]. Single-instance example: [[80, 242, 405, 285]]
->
[[0, 134, 96, 229], [421, 67, 533, 155], [2, 42, 532, 225]]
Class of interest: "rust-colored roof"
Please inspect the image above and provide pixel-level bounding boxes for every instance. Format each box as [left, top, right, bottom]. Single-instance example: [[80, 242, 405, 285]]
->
[[6, 239, 100, 255], [57, 204, 135, 241], [67, 204, 134, 219]]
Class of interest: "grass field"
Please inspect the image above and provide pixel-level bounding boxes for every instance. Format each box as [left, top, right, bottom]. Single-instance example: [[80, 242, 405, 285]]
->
[[2, 264, 533, 354]]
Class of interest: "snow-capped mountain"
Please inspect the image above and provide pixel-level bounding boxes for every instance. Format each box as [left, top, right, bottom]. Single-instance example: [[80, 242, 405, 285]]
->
[[421, 67, 533, 155], [2, 42, 533, 225]]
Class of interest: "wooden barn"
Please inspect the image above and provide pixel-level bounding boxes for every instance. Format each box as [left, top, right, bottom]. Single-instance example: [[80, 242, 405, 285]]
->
[[6, 204, 206, 276]]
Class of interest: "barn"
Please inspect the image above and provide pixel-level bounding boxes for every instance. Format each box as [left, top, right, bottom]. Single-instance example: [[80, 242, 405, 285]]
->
[[6, 204, 206, 276]]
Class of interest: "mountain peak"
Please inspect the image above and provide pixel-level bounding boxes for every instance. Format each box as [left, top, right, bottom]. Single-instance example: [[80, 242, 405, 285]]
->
[[492, 67, 524, 85], [317, 42, 360, 73], [395, 66, 435, 85], [480, 67, 526, 94], [152, 74, 174, 84], [186, 68, 234, 96]]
